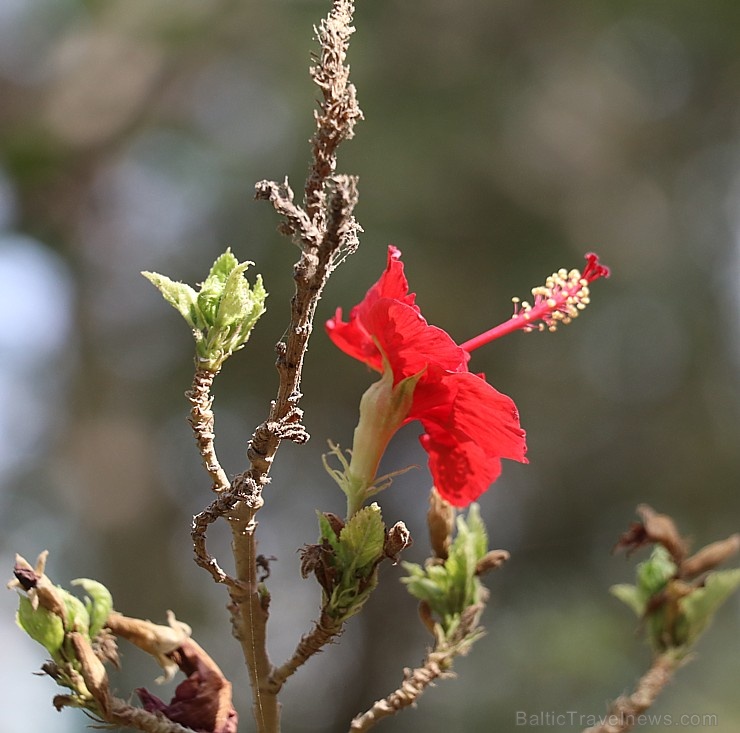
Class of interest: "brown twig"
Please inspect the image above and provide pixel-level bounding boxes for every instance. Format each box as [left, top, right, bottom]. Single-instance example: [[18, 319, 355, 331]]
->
[[581, 653, 682, 733], [186, 368, 231, 494], [269, 611, 344, 689], [187, 367, 241, 590], [187, 3, 362, 731], [106, 702, 197, 733], [349, 649, 456, 732], [223, 3, 362, 730]]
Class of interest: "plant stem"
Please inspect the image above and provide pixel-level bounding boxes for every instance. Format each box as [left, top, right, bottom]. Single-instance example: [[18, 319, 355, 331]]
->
[[190, 3, 362, 731], [107, 699, 197, 733], [227, 501, 281, 733], [270, 612, 344, 689], [187, 368, 231, 494], [349, 649, 454, 732], [581, 653, 682, 733]]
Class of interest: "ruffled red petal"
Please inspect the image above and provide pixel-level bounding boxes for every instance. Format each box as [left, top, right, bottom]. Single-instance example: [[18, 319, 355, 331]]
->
[[326, 245, 419, 372], [411, 370, 527, 505], [326, 306, 384, 372], [362, 245, 418, 311], [363, 299, 469, 382], [411, 370, 527, 460], [419, 428, 503, 506]]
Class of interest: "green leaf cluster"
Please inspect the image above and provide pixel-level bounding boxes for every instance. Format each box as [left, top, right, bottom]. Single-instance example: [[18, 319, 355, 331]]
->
[[143, 248, 267, 371], [402, 504, 488, 637], [611, 546, 740, 653], [318, 503, 386, 622]]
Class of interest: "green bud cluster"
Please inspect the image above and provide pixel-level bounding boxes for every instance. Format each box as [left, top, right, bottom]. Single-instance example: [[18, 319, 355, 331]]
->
[[14, 570, 114, 707], [143, 248, 267, 371]]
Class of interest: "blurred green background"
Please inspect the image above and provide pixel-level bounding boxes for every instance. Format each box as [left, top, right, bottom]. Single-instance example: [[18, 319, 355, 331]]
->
[[1, 1, 738, 732]]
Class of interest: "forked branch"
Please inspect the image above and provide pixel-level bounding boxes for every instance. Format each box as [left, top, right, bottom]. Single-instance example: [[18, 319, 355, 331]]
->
[[190, 3, 364, 732]]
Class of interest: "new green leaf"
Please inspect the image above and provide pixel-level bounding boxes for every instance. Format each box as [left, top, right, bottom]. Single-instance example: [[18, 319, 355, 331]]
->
[[143, 248, 267, 371], [340, 503, 385, 571], [72, 578, 113, 639], [16, 596, 65, 657], [141, 272, 200, 329]]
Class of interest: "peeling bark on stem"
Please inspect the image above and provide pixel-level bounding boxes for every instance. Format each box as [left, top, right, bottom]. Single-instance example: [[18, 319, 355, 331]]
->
[[187, 368, 231, 494], [231, 172, 359, 731]]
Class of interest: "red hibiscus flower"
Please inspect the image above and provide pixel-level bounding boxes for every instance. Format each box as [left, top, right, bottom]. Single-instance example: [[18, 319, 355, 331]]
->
[[327, 246, 608, 510], [326, 246, 513, 508]]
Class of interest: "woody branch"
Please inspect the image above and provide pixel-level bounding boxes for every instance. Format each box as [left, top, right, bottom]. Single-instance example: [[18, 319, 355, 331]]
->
[[185, 2, 363, 731]]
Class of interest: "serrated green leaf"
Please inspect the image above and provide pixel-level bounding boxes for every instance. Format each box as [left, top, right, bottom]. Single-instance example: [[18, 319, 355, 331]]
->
[[142, 272, 199, 328], [340, 503, 385, 571], [610, 583, 645, 616], [230, 274, 268, 347], [16, 596, 65, 656], [145, 249, 266, 371], [678, 568, 740, 646], [462, 504, 488, 559], [401, 504, 489, 635], [208, 248, 239, 282], [216, 262, 252, 328], [71, 579, 113, 639], [197, 249, 239, 325], [403, 574, 446, 605]]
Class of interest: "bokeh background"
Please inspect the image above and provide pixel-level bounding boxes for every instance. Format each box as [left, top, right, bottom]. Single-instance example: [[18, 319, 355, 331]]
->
[[1, 1, 739, 732]]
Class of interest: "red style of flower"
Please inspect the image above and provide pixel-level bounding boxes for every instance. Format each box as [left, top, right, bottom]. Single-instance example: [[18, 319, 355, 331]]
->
[[326, 245, 528, 507]]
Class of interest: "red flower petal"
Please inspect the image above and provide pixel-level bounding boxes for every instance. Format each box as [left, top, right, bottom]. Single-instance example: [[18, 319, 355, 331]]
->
[[411, 370, 527, 505], [420, 428, 503, 506], [362, 245, 417, 311], [364, 299, 469, 382], [412, 370, 527, 461], [326, 306, 384, 371], [326, 246, 419, 372]]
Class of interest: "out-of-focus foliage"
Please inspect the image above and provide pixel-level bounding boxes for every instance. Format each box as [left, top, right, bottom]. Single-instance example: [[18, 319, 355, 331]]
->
[[1, 1, 739, 731]]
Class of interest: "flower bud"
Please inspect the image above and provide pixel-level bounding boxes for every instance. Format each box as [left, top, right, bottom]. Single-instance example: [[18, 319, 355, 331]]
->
[[680, 534, 740, 579], [475, 550, 510, 576], [427, 489, 455, 560], [384, 521, 413, 563]]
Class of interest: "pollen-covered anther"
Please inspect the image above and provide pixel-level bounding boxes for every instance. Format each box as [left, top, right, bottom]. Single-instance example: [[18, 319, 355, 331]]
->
[[459, 252, 608, 351], [511, 265, 598, 333]]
